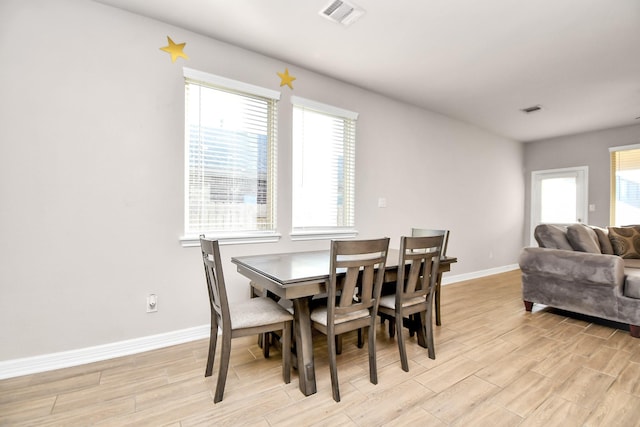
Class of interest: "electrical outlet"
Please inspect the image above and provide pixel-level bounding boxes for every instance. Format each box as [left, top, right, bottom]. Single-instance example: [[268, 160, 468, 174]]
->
[[147, 294, 158, 313]]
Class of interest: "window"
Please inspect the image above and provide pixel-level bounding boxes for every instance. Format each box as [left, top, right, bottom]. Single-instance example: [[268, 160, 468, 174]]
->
[[291, 96, 357, 239], [182, 68, 280, 245], [610, 145, 640, 226]]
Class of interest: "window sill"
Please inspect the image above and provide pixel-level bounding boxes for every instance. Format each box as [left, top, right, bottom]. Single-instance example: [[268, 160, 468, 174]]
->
[[180, 232, 282, 247], [290, 229, 359, 241]]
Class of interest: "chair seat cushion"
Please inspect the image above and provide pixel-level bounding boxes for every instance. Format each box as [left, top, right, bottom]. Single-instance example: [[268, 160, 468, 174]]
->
[[310, 306, 369, 326], [230, 298, 293, 329], [378, 294, 425, 309]]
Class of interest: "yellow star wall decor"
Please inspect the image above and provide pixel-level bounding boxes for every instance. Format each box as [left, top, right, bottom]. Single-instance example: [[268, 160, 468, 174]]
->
[[160, 36, 189, 63], [277, 68, 296, 89]]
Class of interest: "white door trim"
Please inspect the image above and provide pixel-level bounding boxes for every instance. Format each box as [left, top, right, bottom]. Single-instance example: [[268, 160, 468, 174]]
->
[[530, 166, 589, 246]]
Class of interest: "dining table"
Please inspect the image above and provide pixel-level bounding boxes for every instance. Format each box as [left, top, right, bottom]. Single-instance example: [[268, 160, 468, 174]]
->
[[231, 248, 457, 396]]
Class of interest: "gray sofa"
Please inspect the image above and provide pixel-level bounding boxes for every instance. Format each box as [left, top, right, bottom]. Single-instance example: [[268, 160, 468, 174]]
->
[[519, 223, 640, 338]]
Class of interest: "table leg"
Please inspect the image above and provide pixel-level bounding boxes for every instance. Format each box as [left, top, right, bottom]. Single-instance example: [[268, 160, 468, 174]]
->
[[293, 297, 316, 396], [250, 285, 266, 349]]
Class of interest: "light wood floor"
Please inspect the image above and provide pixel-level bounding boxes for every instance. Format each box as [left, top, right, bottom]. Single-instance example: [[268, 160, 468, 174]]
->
[[2, 270, 640, 426]]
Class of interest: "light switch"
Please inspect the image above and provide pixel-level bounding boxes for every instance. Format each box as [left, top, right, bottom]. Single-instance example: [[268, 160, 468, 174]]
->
[[589, 204, 596, 212], [377, 197, 387, 208]]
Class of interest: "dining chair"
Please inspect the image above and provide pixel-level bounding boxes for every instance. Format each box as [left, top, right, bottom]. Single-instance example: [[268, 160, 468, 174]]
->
[[310, 237, 390, 402], [411, 228, 449, 326], [380, 228, 449, 335], [378, 233, 444, 371], [411, 228, 449, 255], [200, 237, 293, 403]]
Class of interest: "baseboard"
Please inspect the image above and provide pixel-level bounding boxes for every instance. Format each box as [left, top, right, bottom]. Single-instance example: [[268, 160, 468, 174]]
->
[[442, 263, 519, 285], [0, 325, 210, 380], [0, 264, 519, 380]]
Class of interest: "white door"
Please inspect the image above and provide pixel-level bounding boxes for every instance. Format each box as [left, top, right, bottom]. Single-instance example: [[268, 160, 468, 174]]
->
[[530, 167, 589, 246]]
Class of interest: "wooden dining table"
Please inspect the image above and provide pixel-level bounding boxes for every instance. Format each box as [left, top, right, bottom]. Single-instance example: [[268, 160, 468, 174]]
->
[[231, 249, 457, 396]]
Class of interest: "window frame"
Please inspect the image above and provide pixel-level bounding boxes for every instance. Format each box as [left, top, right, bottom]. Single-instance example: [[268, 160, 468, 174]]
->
[[290, 96, 358, 241], [610, 143, 640, 227], [180, 68, 281, 247]]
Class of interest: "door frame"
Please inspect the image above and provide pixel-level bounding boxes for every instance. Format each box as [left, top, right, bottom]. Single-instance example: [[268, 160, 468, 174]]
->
[[530, 166, 589, 246]]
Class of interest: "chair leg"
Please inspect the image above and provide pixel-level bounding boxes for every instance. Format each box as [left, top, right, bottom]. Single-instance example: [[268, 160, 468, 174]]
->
[[396, 312, 409, 372], [406, 314, 414, 337], [289, 317, 298, 371], [367, 324, 377, 385], [336, 335, 342, 354], [282, 322, 292, 384], [214, 333, 232, 403], [263, 332, 270, 358], [327, 332, 341, 402], [423, 309, 435, 360], [357, 328, 364, 348], [205, 322, 218, 377], [413, 312, 427, 348], [379, 313, 395, 338], [435, 280, 442, 326]]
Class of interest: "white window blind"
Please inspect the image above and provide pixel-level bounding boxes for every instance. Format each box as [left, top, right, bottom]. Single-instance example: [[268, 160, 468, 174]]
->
[[610, 144, 640, 226], [291, 96, 357, 238], [183, 68, 279, 242]]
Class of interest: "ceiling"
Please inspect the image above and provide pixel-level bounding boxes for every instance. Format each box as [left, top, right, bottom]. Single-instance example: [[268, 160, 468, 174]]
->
[[94, 0, 640, 142]]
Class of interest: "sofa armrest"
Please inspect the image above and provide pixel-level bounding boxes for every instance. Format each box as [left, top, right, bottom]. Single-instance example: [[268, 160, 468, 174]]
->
[[519, 247, 625, 287]]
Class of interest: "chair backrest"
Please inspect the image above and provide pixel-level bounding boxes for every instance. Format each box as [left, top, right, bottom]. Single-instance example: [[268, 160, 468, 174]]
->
[[200, 237, 231, 331], [411, 228, 449, 257], [328, 238, 390, 320], [397, 234, 445, 302]]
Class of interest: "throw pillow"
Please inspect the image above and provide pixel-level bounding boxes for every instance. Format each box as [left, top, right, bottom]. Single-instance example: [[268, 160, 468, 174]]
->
[[592, 226, 614, 255], [608, 226, 640, 259], [534, 224, 573, 250], [567, 224, 601, 253]]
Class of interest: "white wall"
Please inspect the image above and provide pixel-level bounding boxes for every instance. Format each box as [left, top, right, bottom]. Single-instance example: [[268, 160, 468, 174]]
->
[[523, 123, 640, 242], [0, 0, 524, 361]]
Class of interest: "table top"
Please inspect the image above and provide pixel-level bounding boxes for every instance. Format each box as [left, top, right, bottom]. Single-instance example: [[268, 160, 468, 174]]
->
[[231, 249, 457, 286]]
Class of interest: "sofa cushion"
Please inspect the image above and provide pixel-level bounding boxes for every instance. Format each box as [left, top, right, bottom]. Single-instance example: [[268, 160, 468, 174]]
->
[[534, 224, 573, 250], [624, 269, 640, 299], [566, 224, 601, 253], [519, 247, 625, 286], [624, 259, 640, 268], [592, 226, 614, 255], [608, 226, 640, 259]]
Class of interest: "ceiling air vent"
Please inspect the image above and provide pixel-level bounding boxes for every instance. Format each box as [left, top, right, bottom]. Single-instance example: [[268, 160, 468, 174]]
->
[[521, 105, 543, 114], [320, 0, 365, 26]]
